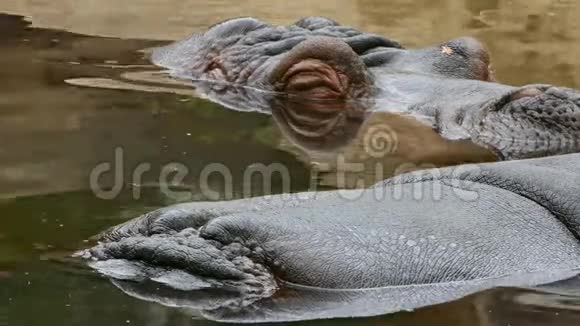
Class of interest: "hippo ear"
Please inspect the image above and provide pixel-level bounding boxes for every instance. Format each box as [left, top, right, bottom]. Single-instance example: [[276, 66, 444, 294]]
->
[[269, 37, 373, 99]]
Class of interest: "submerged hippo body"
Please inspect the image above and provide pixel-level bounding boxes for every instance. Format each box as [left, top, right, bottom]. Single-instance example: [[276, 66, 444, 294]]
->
[[83, 154, 580, 322], [80, 18, 580, 322]]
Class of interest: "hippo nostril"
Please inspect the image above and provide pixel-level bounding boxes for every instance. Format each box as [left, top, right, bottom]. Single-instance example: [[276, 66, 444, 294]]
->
[[205, 60, 228, 81], [270, 37, 372, 99], [279, 59, 346, 99]]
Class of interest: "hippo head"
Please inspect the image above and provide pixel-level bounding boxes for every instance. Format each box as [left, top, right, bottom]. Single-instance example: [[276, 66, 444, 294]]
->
[[152, 17, 580, 160], [152, 17, 488, 97]]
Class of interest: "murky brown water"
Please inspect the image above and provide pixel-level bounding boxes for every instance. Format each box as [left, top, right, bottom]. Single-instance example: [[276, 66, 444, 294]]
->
[[1, 0, 580, 325]]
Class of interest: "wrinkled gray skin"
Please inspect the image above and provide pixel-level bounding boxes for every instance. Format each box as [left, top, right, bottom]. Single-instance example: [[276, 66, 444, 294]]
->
[[78, 17, 580, 323], [80, 153, 580, 322], [152, 16, 580, 160]]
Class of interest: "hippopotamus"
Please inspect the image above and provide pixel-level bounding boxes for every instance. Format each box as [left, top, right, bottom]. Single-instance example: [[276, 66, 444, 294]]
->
[[151, 16, 580, 160], [77, 17, 580, 322]]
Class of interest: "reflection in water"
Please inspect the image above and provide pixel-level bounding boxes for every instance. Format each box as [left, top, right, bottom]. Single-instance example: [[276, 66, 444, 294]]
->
[[93, 263, 580, 324], [182, 80, 498, 189], [70, 74, 498, 189], [2, 0, 580, 323]]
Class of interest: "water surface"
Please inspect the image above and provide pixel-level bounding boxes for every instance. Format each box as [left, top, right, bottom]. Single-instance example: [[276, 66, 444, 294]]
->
[[1, 1, 580, 324]]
